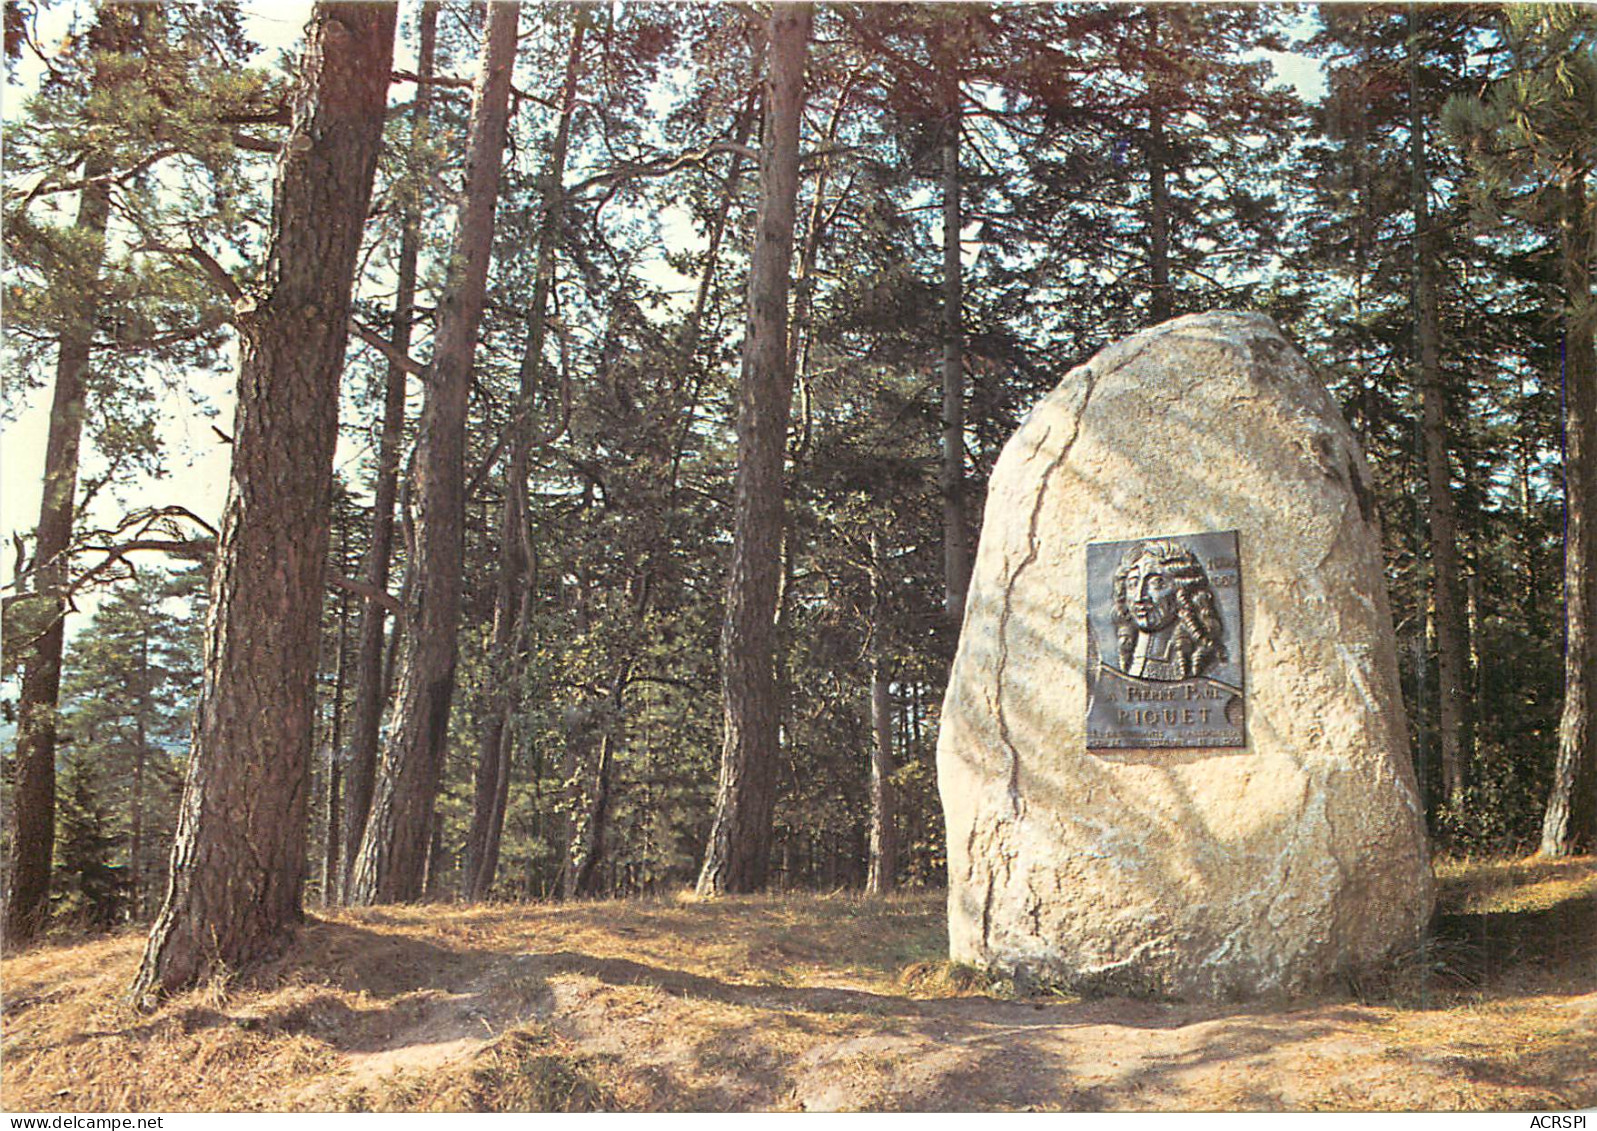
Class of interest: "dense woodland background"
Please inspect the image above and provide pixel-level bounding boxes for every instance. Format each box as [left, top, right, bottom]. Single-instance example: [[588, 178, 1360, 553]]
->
[[1, 1, 1594, 990]]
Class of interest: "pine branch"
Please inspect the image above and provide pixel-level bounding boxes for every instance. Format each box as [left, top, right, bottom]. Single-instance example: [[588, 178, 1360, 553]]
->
[[134, 238, 246, 306], [14, 146, 180, 208], [391, 68, 475, 90], [66, 537, 215, 603], [568, 140, 761, 198], [229, 131, 280, 154], [348, 317, 429, 377]]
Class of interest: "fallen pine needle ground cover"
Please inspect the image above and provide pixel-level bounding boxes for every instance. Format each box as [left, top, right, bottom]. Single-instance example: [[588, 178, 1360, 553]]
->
[[2, 856, 1592, 1111]]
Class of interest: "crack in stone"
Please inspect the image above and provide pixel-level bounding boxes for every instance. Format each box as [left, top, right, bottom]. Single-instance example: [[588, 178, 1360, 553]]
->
[[993, 367, 1099, 814], [980, 864, 995, 953]]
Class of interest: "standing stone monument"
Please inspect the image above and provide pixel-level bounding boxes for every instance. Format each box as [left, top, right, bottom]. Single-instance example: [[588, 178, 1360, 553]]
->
[[937, 312, 1433, 1000]]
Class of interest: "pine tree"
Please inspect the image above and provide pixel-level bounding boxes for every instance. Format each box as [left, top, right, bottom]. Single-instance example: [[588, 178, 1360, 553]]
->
[[341, 0, 441, 901], [462, 6, 590, 902], [131, 2, 397, 1000], [1291, 4, 1516, 828], [3, 2, 265, 946], [697, 3, 814, 896], [1408, 5, 1471, 806], [58, 569, 204, 922], [350, 2, 519, 905], [53, 748, 129, 932], [1446, 5, 1597, 856]]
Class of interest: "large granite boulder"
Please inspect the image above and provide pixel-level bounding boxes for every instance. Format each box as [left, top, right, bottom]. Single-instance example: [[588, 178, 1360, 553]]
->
[[937, 311, 1433, 1000]]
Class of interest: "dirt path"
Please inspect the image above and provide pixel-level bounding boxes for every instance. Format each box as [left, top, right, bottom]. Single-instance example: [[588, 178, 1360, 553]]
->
[[4, 861, 1593, 1112], [318, 952, 555, 1092], [310, 944, 1594, 1112]]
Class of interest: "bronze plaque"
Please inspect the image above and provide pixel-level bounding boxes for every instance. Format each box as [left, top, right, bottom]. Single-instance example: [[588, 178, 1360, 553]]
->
[[1086, 531, 1245, 749]]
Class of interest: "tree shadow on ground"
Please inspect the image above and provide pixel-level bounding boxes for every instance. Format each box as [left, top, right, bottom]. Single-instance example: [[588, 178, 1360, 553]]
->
[[1357, 870, 1596, 1005], [527, 950, 929, 1019], [29, 920, 543, 1059]]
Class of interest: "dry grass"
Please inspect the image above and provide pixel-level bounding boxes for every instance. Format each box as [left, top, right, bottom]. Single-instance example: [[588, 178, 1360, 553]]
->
[[895, 960, 1009, 998], [1438, 856, 1597, 915], [3, 858, 1593, 1112]]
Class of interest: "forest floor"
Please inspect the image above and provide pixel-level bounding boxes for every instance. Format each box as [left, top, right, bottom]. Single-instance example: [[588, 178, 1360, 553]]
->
[[2, 855, 1593, 1112]]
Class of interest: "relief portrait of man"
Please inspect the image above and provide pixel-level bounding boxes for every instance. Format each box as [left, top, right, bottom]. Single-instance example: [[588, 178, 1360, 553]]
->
[[1110, 539, 1227, 682]]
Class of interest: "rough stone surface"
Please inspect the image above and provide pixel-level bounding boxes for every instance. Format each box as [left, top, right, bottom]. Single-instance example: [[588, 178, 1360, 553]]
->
[[937, 311, 1434, 1000]]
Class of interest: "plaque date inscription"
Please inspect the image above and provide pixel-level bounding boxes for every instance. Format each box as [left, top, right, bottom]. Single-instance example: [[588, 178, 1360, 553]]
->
[[1085, 531, 1245, 749]]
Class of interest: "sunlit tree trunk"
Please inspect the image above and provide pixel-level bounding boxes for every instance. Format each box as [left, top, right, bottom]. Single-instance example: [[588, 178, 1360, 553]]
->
[[1410, 22, 1467, 806], [867, 531, 897, 896], [342, 0, 438, 901], [350, 3, 518, 904], [2, 8, 126, 949], [1542, 173, 1597, 856], [567, 675, 624, 899], [696, 3, 812, 896], [130, 2, 396, 1000], [462, 10, 587, 902]]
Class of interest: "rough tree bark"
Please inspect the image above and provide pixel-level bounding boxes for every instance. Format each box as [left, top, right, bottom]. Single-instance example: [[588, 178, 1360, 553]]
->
[[462, 9, 587, 902], [129, 2, 396, 1000], [341, 0, 438, 901], [2, 9, 123, 949], [349, 2, 518, 905], [1410, 26, 1468, 806], [867, 531, 897, 896], [695, 3, 812, 896], [1541, 173, 1597, 856]]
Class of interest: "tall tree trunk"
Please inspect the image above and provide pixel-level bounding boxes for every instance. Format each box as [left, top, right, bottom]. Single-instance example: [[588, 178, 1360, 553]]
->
[[342, 0, 438, 900], [695, 3, 812, 896], [1147, 102, 1172, 324], [1146, 7, 1173, 325], [939, 59, 970, 626], [1517, 365, 1542, 631], [350, 3, 517, 905], [567, 677, 622, 899], [866, 531, 897, 896], [130, 634, 150, 921], [768, 79, 850, 888], [323, 580, 352, 903], [423, 807, 447, 899], [1541, 174, 1597, 856], [2, 10, 121, 949], [129, 2, 396, 1001], [558, 705, 585, 898], [1410, 21, 1467, 805], [462, 10, 586, 902]]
